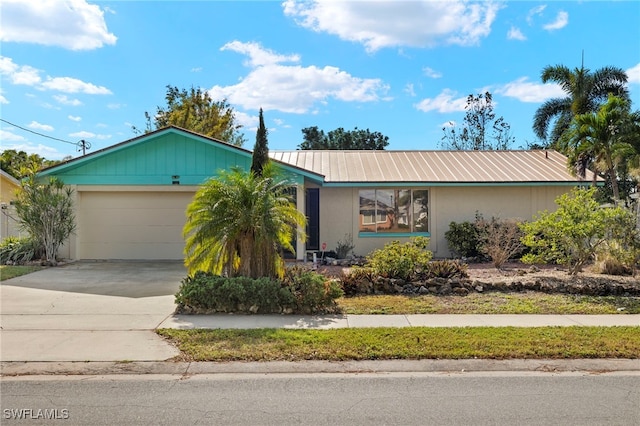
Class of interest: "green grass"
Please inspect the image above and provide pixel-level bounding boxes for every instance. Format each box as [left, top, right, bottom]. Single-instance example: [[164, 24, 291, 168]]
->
[[337, 293, 640, 314], [0, 265, 43, 281], [158, 326, 640, 361]]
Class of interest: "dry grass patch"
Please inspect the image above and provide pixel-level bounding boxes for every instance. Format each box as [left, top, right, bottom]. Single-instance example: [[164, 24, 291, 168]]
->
[[158, 326, 640, 361], [337, 293, 640, 314]]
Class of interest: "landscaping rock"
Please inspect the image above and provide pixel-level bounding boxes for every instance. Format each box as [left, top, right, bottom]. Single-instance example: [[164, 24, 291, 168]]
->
[[453, 287, 469, 296], [438, 283, 452, 295]]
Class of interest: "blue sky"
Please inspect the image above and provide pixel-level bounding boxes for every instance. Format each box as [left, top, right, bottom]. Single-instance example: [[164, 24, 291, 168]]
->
[[1, 0, 639, 160]]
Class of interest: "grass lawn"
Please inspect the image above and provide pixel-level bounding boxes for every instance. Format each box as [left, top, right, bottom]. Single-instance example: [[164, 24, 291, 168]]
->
[[337, 293, 640, 314], [158, 326, 640, 362], [0, 265, 43, 281]]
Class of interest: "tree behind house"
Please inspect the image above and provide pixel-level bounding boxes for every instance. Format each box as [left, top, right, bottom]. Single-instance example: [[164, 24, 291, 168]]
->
[[559, 95, 637, 202], [532, 62, 629, 148], [140, 85, 246, 146], [299, 126, 389, 150], [14, 177, 76, 266], [441, 92, 514, 150], [1, 149, 61, 178]]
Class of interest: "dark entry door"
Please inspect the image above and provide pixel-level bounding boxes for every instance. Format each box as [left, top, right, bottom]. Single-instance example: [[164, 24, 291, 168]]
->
[[306, 188, 320, 251]]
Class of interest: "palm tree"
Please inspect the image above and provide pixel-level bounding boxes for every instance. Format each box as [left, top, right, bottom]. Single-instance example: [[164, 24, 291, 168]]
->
[[533, 63, 629, 147], [183, 164, 306, 279], [561, 95, 634, 201], [621, 110, 640, 179]]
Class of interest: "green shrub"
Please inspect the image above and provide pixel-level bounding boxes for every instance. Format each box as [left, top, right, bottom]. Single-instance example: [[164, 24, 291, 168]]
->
[[0, 237, 43, 264], [521, 187, 638, 275], [176, 267, 343, 314], [175, 272, 296, 314], [444, 219, 484, 258], [283, 266, 344, 313], [424, 259, 469, 279], [366, 237, 433, 281]]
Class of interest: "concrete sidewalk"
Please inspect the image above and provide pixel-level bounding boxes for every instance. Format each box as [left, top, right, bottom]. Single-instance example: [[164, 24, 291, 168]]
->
[[160, 313, 640, 330], [2, 262, 638, 374]]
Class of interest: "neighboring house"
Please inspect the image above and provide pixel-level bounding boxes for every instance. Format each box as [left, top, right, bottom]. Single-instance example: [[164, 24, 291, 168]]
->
[[1, 169, 22, 239], [37, 126, 597, 261]]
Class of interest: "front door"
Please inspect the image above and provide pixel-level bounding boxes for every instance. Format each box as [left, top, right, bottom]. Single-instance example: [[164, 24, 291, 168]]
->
[[305, 188, 320, 251]]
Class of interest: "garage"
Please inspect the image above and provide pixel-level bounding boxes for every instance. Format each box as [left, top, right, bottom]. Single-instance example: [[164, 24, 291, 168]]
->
[[35, 127, 259, 261], [77, 189, 196, 260]]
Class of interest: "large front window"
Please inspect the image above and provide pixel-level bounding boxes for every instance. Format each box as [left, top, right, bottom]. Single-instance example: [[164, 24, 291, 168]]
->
[[359, 189, 429, 233]]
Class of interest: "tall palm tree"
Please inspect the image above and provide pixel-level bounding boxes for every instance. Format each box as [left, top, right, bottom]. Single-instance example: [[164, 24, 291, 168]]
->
[[533, 63, 629, 147], [561, 95, 634, 201], [183, 164, 306, 278]]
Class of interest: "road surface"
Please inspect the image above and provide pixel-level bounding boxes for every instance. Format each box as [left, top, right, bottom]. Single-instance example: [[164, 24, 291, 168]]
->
[[2, 372, 638, 425]]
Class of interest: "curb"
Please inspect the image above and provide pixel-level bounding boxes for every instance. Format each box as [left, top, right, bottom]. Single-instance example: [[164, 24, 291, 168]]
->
[[2, 359, 639, 377]]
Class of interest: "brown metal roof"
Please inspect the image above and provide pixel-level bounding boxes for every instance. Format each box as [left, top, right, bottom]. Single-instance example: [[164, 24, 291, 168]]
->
[[269, 150, 597, 184]]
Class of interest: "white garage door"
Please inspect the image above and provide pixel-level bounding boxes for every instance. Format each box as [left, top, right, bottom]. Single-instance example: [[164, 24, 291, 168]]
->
[[78, 191, 196, 260]]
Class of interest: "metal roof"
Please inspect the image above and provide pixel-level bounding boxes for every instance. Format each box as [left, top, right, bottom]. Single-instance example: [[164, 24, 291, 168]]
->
[[269, 150, 597, 184]]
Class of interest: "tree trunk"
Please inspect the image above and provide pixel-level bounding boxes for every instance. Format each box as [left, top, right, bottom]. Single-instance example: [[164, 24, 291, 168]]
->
[[605, 151, 620, 202]]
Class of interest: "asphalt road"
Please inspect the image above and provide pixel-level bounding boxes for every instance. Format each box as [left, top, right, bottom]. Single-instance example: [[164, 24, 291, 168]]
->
[[2, 372, 639, 425]]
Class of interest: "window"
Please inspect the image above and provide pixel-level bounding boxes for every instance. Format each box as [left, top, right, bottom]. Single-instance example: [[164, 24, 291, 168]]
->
[[359, 189, 429, 233]]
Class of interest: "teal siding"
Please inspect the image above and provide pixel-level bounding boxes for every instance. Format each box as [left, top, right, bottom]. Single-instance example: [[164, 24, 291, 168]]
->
[[43, 131, 255, 185]]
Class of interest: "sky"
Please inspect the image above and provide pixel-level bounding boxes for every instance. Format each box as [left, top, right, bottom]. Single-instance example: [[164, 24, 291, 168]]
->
[[1, 0, 639, 161]]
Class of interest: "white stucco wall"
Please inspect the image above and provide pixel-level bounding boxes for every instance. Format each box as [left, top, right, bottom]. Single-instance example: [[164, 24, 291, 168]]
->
[[315, 185, 571, 259]]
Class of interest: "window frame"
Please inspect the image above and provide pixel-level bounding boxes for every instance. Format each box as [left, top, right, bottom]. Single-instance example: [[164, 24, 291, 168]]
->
[[358, 188, 430, 237]]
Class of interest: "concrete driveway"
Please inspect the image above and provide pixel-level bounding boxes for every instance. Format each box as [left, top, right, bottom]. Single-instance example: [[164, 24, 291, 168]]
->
[[0, 261, 185, 362]]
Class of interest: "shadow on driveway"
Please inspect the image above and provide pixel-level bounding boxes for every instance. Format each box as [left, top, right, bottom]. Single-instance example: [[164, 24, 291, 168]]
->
[[1, 261, 186, 298]]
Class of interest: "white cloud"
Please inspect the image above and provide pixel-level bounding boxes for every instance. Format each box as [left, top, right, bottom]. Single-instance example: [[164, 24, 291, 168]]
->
[[0, 93, 8, 104], [0, 0, 117, 50], [209, 41, 389, 113], [423, 67, 442, 79], [68, 130, 110, 140], [507, 26, 526, 41], [404, 83, 416, 97], [441, 120, 457, 128], [526, 5, 546, 25], [28, 121, 54, 132], [0, 56, 41, 85], [494, 77, 565, 103], [283, 0, 501, 52], [627, 63, 640, 84], [69, 130, 95, 138], [191, 67, 202, 73], [41, 76, 111, 94], [1, 56, 112, 95], [414, 89, 469, 113], [222, 41, 300, 67], [53, 94, 82, 106], [107, 103, 123, 109], [543, 11, 568, 31], [0, 129, 26, 142], [233, 111, 258, 129], [68, 115, 82, 122]]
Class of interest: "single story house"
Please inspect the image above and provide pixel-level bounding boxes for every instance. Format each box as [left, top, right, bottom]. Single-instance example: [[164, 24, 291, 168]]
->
[[37, 126, 596, 261], [1, 168, 22, 239]]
